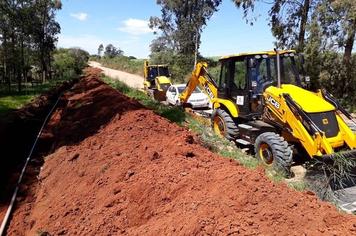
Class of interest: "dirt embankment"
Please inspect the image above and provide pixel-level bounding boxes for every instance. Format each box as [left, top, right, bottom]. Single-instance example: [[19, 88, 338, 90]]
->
[[6, 68, 356, 235]]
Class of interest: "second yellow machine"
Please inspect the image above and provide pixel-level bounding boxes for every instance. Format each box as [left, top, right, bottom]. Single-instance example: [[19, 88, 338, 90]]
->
[[180, 50, 356, 175], [143, 61, 172, 101]]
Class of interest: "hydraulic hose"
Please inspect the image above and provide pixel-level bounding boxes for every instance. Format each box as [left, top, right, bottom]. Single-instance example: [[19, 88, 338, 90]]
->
[[0, 94, 62, 236]]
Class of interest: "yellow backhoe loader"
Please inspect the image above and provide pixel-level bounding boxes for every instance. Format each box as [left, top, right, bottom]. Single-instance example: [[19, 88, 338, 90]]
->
[[180, 50, 356, 177], [143, 61, 172, 101]]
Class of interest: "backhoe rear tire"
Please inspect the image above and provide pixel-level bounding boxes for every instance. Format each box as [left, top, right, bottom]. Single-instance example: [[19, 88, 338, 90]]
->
[[255, 132, 293, 177], [211, 108, 238, 141]]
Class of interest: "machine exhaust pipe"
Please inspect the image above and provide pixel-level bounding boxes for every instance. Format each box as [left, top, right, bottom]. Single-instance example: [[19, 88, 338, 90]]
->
[[274, 48, 281, 88]]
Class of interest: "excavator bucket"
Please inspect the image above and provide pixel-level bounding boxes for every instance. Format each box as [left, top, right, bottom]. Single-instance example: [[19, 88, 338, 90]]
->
[[329, 159, 356, 214], [332, 182, 356, 214]]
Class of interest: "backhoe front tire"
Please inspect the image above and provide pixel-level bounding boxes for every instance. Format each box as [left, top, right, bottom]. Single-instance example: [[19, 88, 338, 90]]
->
[[255, 132, 293, 177], [211, 108, 238, 141]]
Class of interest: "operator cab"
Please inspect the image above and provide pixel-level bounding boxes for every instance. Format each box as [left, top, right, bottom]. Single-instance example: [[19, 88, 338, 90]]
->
[[147, 66, 170, 80], [217, 50, 303, 119]]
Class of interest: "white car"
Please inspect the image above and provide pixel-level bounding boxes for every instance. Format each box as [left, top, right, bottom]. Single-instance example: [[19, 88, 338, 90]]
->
[[166, 84, 210, 108]]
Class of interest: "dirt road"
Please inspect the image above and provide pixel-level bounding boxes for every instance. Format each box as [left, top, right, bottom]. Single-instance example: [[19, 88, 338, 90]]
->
[[89, 61, 144, 89]]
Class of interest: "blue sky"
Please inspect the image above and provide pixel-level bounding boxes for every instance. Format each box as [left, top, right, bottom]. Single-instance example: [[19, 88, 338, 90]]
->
[[57, 0, 275, 58]]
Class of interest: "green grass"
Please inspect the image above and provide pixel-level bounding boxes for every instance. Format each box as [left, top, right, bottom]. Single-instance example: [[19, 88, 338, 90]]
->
[[102, 76, 186, 124], [288, 181, 308, 191], [93, 56, 144, 76], [0, 79, 70, 117], [186, 116, 259, 168], [102, 76, 259, 169], [0, 95, 34, 115]]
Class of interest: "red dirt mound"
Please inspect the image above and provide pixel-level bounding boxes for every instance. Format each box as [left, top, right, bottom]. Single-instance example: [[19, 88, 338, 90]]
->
[[38, 68, 143, 153], [7, 71, 356, 235]]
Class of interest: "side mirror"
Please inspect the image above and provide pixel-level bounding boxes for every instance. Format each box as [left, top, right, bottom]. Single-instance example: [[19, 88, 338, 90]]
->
[[301, 75, 311, 89], [248, 58, 257, 68]]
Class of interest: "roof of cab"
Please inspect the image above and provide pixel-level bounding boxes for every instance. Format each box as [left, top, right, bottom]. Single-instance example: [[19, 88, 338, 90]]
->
[[147, 64, 169, 68], [219, 50, 296, 61]]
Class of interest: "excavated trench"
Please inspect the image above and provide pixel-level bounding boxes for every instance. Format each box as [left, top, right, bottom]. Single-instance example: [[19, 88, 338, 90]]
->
[[2, 68, 356, 235], [0, 78, 77, 223]]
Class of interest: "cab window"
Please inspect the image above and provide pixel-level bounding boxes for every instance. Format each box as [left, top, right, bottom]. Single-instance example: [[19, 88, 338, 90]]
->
[[232, 59, 247, 90], [219, 61, 230, 89]]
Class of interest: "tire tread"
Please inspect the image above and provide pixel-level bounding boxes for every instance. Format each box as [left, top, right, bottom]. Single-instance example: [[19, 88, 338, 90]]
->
[[255, 132, 293, 175]]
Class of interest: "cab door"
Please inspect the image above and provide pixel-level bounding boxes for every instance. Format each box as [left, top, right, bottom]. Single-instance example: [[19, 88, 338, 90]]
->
[[228, 58, 251, 117], [217, 60, 230, 99]]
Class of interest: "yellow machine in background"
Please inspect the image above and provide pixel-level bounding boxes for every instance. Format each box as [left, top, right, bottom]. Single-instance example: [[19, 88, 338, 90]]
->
[[143, 61, 172, 101], [180, 50, 356, 176]]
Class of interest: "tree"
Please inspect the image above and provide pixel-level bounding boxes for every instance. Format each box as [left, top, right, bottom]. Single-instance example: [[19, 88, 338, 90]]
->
[[98, 44, 104, 57], [233, 0, 319, 51], [33, 0, 62, 81], [104, 44, 123, 58], [317, 0, 356, 65], [0, 0, 62, 92], [270, 0, 314, 51], [150, 0, 222, 78], [53, 48, 89, 78], [68, 48, 89, 74]]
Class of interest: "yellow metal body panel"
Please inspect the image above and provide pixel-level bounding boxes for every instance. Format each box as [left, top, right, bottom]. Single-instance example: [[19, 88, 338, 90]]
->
[[156, 76, 171, 85], [336, 115, 356, 148], [263, 86, 356, 157], [212, 98, 239, 118], [266, 84, 335, 113]]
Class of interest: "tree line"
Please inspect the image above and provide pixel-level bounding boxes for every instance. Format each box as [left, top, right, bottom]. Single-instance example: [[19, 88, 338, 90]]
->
[[0, 0, 62, 92], [149, 0, 355, 108]]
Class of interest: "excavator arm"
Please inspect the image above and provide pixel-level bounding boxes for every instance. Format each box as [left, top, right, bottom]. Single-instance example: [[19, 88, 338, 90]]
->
[[180, 62, 218, 104]]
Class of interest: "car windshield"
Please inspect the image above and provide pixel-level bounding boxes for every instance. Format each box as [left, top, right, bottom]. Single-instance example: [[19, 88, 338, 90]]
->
[[253, 54, 301, 93], [177, 86, 201, 94]]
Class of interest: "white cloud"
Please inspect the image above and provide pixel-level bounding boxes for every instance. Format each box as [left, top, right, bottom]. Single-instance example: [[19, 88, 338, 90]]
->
[[118, 18, 153, 35], [70, 12, 88, 21]]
